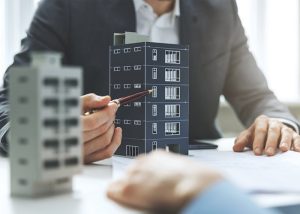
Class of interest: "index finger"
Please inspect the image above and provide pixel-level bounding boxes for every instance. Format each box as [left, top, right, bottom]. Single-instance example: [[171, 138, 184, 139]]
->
[[107, 179, 135, 208], [81, 93, 111, 113], [233, 127, 254, 152], [252, 117, 269, 155], [82, 102, 118, 131], [107, 177, 150, 211]]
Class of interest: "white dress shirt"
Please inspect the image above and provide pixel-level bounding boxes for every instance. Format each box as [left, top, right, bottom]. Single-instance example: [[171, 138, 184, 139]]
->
[[133, 0, 180, 44]]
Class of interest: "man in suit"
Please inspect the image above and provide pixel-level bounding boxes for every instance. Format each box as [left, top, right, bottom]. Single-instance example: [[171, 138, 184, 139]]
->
[[0, 0, 300, 162]]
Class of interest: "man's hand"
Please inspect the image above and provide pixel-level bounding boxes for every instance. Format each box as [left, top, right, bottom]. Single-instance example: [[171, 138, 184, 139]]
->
[[81, 93, 122, 163], [107, 151, 221, 212], [234, 115, 300, 156]]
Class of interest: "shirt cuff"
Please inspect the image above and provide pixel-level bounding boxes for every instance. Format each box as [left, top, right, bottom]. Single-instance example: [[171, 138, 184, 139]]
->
[[182, 180, 279, 214], [272, 118, 299, 134]]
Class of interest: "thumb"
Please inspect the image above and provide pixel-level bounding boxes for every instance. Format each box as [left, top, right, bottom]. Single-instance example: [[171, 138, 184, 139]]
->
[[81, 93, 111, 112]]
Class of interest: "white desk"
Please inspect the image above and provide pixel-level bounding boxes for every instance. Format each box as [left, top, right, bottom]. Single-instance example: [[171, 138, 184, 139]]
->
[[1, 139, 300, 214], [0, 157, 140, 214]]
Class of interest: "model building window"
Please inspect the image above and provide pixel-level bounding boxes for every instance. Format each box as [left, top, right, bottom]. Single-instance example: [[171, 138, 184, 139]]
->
[[165, 122, 180, 136], [126, 145, 139, 157], [124, 120, 131, 125], [152, 105, 157, 116], [18, 76, 28, 83], [18, 179, 27, 186], [165, 50, 180, 64], [124, 66, 131, 71], [152, 68, 158, 79], [152, 49, 158, 61], [19, 138, 28, 145], [134, 120, 142, 125], [152, 141, 158, 151], [113, 66, 121, 72], [64, 78, 78, 90], [165, 104, 180, 118], [165, 86, 180, 100], [44, 139, 59, 150], [152, 86, 157, 98], [113, 84, 121, 89], [44, 77, 59, 87], [134, 65, 142, 71], [152, 123, 158, 134], [124, 48, 131, 53], [19, 117, 28, 125], [134, 102, 142, 107], [115, 119, 121, 124], [165, 68, 180, 82], [113, 49, 121, 54], [65, 138, 78, 148], [134, 84, 142, 88], [134, 47, 142, 52], [124, 103, 131, 107], [124, 84, 131, 89], [18, 158, 28, 165]]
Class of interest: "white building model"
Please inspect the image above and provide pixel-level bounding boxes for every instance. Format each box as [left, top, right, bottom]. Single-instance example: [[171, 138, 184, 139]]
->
[[9, 53, 83, 197]]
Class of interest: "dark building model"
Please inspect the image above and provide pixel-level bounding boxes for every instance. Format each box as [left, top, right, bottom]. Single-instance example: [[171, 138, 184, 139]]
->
[[109, 32, 189, 157]]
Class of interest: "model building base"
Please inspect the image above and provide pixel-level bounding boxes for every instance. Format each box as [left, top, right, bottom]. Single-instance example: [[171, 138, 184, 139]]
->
[[11, 179, 72, 198], [115, 138, 189, 157]]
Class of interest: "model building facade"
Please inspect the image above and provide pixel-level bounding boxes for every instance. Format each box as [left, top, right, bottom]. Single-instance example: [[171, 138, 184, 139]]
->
[[110, 33, 189, 157], [9, 53, 82, 197]]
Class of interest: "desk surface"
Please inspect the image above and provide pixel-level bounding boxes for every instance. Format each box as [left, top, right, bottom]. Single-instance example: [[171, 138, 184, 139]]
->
[[2, 139, 300, 214], [0, 158, 139, 214]]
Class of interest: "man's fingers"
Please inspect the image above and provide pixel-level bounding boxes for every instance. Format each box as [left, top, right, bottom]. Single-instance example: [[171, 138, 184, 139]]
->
[[279, 127, 293, 152], [233, 129, 253, 152], [107, 179, 142, 210], [292, 133, 300, 152], [83, 118, 115, 142], [107, 174, 151, 211], [264, 121, 281, 156], [85, 127, 122, 163], [84, 124, 115, 155], [252, 116, 269, 155], [81, 102, 118, 131], [81, 93, 111, 113], [107, 180, 128, 203]]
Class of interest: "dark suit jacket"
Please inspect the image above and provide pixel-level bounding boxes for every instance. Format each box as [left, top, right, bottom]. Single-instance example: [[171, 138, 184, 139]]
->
[[0, 0, 298, 154]]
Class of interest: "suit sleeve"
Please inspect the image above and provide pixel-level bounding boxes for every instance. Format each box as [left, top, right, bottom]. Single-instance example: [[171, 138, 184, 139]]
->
[[0, 0, 70, 155], [223, 0, 300, 129], [182, 181, 280, 214]]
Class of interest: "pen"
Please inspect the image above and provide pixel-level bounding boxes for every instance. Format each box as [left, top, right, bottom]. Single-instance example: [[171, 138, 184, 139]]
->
[[84, 89, 153, 115]]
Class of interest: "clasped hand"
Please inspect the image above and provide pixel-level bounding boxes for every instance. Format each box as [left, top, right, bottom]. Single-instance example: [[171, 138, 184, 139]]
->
[[81, 94, 122, 163]]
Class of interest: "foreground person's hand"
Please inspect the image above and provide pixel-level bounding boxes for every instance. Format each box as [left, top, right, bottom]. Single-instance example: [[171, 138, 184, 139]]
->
[[81, 94, 122, 163], [234, 115, 300, 156], [107, 151, 221, 213]]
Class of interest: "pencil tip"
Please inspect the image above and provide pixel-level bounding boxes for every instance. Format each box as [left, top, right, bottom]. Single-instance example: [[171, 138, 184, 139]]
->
[[148, 89, 153, 94]]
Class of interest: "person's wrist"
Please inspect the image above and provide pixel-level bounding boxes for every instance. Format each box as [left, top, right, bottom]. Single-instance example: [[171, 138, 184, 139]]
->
[[174, 169, 223, 210]]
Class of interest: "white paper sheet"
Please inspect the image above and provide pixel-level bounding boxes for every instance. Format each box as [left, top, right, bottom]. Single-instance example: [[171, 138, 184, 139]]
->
[[112, 141, 300, 193], [190, 149, 300, 193], [112, 156, 135, 181]]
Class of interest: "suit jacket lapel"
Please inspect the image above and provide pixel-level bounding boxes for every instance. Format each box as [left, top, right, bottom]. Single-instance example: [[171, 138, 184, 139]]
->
[[104, 0, 136, 44]]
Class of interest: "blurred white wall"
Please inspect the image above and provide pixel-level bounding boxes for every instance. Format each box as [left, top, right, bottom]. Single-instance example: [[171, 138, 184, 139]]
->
[[0, 1, 5, 75], [237, 0, 299, 102], [1, 0, 36, 76]]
